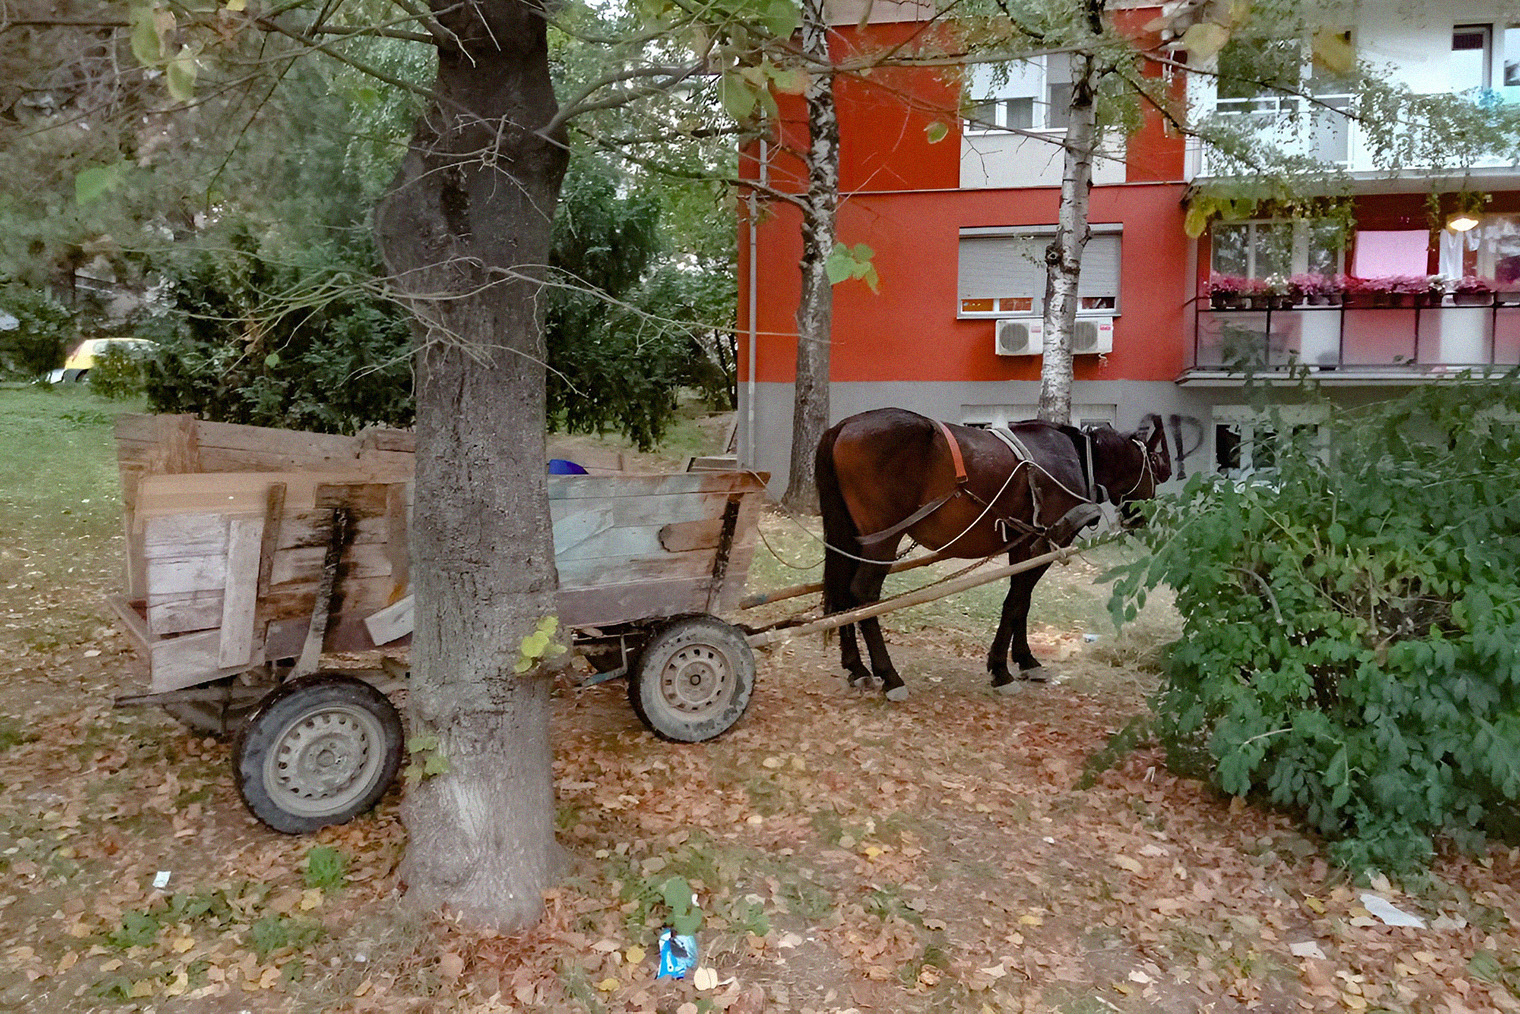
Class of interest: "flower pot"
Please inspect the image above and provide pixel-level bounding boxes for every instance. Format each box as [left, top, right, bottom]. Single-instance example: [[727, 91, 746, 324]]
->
[[1210, 293, 1236, 310], [1269, 295, 1294, 310], [1325, 292, 1344, 306], [1387, 292, 1416, 308], [1305, 293, 1328, 306]]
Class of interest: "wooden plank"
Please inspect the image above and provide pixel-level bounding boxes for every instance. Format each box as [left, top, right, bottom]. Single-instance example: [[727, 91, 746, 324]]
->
[[383, 483, 409, 601], [547, 471, 765, 502], [149, 629, 246, 694], [270, 542, 393, 586], [146, 590, 224, 635], [555, 525, 757, 567], [557, 577, 715, 628], [556, 549, 726, 589], [364, 595, 414, 646], [106, 594, 151, 654], [659, 516, 730, 553], [295, 508, 347, 676], [217, 513, 265, 667]]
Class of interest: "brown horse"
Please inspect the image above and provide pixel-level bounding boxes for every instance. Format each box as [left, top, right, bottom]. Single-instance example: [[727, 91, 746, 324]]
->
[[815, 408, 1170, 700]]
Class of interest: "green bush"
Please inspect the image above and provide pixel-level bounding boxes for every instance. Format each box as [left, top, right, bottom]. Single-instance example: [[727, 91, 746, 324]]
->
[[141, 226, 415, 434], [1110, 377, 1520, 872], [0, 285, 73, 381], [88, 342, 151, 400]]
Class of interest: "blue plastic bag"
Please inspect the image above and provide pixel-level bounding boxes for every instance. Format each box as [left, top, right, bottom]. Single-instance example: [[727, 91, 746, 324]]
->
[[656, 928, 699, 980]]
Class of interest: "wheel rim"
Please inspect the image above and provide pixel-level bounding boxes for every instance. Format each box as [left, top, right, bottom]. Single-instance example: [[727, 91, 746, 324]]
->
[[656, 643, 733, 718], [262, 705, 387, 819]]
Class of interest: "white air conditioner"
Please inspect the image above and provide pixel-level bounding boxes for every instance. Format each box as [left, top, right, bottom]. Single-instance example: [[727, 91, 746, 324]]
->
[[1072, 316, 1114, 355], [995, 317, 1044, 356]]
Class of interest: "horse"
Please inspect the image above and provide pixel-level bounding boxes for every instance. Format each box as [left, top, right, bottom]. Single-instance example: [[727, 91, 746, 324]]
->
[[814, 408, 1171, 700]]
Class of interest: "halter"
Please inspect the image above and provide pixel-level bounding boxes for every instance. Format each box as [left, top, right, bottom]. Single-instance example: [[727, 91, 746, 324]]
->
[[1081, 429, 1156, 504]]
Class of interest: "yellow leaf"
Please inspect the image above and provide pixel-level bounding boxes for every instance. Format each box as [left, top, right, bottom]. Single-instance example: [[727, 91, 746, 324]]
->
[[596, 977, 620, 992], [625, 946, 646, 964], [101, 959, 123, 972], [1181, 21, 1231, 62], [129, 980, 155, 998], [225, 0, 246, 8], [1304, 896, 1326, 914], [864, 846, 882, 859], [299, 888, 323, 911], [171, 935, 195, 953], [1312, 28, 1355, 76], [1113, 855, 1143, 873], [1019, 914, 1043, 926], [164, 971, 189, 996]]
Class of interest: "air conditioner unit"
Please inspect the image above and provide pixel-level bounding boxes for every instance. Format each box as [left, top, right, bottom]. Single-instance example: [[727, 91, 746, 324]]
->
[[1072, 316, 1114, 355], [995, 318, 1044, 356]]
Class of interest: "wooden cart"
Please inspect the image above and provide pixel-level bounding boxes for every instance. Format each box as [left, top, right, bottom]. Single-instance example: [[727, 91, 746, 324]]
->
[[110, 415, 766, 833]]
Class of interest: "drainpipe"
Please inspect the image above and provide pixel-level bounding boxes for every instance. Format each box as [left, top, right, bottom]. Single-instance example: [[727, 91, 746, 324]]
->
[[746, 139, 768, 470]]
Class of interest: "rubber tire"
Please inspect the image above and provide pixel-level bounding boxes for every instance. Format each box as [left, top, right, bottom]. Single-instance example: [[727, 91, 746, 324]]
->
[[628, 615, 755, 743], [233, 674, 403, 834]]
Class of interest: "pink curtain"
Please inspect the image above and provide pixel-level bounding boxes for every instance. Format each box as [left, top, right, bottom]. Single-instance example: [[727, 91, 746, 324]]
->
[[1352, 230, 1429, 277]]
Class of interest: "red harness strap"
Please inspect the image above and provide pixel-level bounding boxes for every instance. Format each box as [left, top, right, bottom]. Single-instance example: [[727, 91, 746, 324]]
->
[[935, 419, 969, 485]]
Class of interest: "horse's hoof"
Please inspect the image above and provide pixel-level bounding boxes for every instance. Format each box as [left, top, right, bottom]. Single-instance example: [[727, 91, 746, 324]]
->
[[884, 685, 910, 702], [1019, 666, 1051, 683], [994, 680, 1022, 696]]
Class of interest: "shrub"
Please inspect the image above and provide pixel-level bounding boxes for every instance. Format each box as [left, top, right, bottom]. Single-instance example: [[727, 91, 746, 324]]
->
[[88, 341, 152, 400], [1110, 376, 1520, 872], [141, 227, 415, 434], [0, 285, 73, 381]]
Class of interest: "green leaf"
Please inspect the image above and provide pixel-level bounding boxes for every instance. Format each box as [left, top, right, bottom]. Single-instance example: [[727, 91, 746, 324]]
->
[[75, 164, 126, 206], [264, 352, 281, 368], [758, 0, 800, 38], [768, 65, 809, 95], [166, 49, 198, 102], [661, 876, 693, 912], [1183, 206, 1210, 239], [423, 752, 451, 776], [720, 74, 758, 121], [925, 121, 949, 144], [129, 3, 163, 64]]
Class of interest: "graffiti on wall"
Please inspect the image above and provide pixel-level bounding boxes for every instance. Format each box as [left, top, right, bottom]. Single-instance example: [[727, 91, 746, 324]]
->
[[1166, 414, 1205, 480]]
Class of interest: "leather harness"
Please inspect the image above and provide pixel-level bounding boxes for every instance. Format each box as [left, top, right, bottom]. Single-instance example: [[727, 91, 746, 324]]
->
[[856, 419, 1103, 551]]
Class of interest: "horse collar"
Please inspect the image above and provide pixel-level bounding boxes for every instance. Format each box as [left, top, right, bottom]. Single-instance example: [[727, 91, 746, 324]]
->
[[934, 420, 969, 486]]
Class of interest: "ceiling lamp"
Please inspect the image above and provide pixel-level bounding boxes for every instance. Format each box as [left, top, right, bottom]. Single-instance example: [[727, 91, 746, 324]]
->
[[1448, 212, 1481, 232]]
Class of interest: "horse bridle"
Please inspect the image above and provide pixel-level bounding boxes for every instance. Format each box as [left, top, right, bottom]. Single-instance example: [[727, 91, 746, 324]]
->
[[1081, 430, 1158, 504]]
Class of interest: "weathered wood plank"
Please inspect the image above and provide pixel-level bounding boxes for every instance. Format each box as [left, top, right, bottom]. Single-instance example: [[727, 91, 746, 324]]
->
[[547, 471, 765, 502], [557, 577, 716, 628], [217, 513, 264, 667], [363, 595, 414, 647]]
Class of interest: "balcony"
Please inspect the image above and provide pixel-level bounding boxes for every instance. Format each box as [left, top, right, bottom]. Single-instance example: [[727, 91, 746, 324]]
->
[[1188, 90, 1519, 180], [1184, 298, 1520, 382]]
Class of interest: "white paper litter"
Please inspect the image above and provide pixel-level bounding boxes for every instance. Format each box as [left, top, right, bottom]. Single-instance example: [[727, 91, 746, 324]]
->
[[152, 871, 170, 889], [1290, 941, 1327, 959], [1359, 892, 1426, 928]]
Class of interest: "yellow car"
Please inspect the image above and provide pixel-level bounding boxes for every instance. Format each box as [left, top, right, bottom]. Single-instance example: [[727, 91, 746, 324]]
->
[[49, 337, 156, 384]]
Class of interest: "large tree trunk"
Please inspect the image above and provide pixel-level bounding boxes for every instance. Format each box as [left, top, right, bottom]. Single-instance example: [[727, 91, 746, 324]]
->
[[373, 0, 569, 931], [1039, 10, 1103, 426], [781, 0, 839, 513]]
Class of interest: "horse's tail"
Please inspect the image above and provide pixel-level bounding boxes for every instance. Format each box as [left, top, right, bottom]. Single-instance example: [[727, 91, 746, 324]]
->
[[814, 422, 858, 621]]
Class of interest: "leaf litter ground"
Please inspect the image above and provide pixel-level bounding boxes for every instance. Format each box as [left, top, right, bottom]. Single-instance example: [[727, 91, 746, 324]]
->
[[2, 442, 1518, 1013]]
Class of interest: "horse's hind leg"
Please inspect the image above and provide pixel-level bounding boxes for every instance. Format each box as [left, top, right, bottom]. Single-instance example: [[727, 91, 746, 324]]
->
[[850, 563, 907, 701], [989, 565, 1052, 691]]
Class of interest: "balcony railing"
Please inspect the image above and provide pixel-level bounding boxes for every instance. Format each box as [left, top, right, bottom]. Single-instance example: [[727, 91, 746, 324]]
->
[[1191, 89, 1518, 178], [1188, 298, 1520, 375]]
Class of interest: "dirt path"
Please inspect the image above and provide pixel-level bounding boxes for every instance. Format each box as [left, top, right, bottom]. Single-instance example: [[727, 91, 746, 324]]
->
[[3, 603, 1517, 1013]]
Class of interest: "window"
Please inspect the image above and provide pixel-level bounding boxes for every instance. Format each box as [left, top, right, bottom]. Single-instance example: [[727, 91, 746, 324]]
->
[[965, 56, 1075, 133], [1212, 407, 1326, 478], [1453, 24, 1493, 92], [1506, 26, 1520, 87], [958, 228, 1121, 317], [1211, 219, 1343, 280], [963, 403, 1116, 429]]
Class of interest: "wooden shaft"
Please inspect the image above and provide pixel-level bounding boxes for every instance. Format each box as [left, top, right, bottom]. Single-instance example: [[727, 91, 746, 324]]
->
[[745, 543, 1082, 648], [738, 550, 951, 610]]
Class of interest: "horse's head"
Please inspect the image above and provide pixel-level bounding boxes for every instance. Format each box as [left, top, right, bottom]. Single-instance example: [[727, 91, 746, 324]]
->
[[1088, 414, 1170, 524]]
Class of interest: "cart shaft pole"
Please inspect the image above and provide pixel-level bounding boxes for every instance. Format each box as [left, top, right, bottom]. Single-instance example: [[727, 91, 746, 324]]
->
[[745, 543, 1084, 648]]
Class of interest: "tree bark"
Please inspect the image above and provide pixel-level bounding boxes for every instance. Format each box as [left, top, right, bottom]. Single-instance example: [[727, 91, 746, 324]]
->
[[781, 0, 839, 513], [373, 0, 569, 931], [1039, 5, 1104, 426]]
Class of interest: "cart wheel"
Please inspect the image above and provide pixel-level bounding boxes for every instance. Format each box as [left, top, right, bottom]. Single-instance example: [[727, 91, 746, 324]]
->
[[628, 616, 755, 742], [233, 674, 403, 834]]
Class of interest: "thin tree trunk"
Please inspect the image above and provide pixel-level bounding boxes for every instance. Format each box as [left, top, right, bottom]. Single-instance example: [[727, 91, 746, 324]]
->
[[1039, 6, 1104, 426], [782, 0, 838, 513], [373, 0, 569, 931]]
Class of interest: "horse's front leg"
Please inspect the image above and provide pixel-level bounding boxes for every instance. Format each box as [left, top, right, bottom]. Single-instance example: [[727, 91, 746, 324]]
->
[[849, 561, 907, 701], [989, 565, 1052, 691], [838, 621, 873, 687]]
